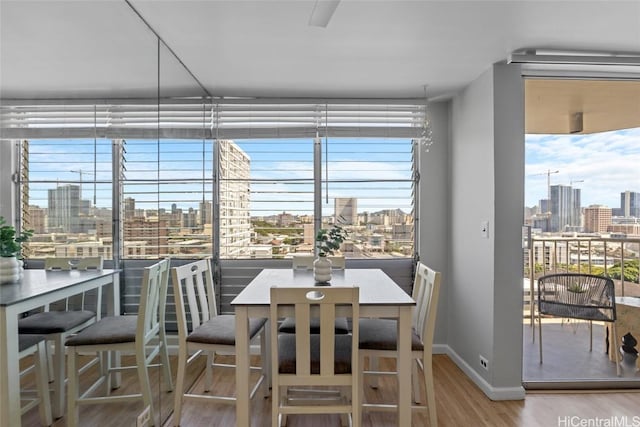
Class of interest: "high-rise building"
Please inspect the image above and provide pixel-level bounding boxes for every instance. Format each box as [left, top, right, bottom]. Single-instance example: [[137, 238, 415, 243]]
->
[[550, 184, 581, 232], [182, 207, 198, 229], [334, 198, 357, 225], [583, 205, 612, 233], [218, 140, 252, 258], [48, 184, 81, 233], [199, 201, 212, 226], [26, 205, 46, 234], [620, 191, 640, 218], [124, 197, 136, 219], [539, 199, 550, 215]]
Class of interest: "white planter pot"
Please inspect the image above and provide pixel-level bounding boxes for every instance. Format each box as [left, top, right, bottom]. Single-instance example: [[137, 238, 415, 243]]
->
[[313, 256, 332, 284], [0, 256, 20, 284]]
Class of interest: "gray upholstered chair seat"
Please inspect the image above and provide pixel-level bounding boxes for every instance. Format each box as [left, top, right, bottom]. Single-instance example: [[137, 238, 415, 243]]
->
[[359, 318, 423, 351], [18, 310, 95, 334], [278, 316, 350, 334], [277, 333, 353, 375], [187, 315, 266, 345], [65, 315, 138, 346]]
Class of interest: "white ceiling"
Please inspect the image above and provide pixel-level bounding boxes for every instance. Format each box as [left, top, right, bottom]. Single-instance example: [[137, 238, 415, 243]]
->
[[2, 0, 640, 100]]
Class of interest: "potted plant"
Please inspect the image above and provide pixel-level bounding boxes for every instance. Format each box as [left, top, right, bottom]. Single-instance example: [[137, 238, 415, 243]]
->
[[313, 224, 348, 284], [0, 216, 33, 284]]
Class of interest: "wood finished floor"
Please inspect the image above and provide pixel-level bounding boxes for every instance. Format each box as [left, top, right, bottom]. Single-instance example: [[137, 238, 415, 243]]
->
[[20, 353, 640, 427]]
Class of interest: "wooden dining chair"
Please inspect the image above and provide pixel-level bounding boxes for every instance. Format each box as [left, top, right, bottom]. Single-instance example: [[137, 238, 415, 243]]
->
[[18, 256, 104, 418], [19, 334, 52, 426], [359, 262, 441, 426], [270, 285, 360, 427], [65, 258, 173, 427], [171, 259, 267, 426]]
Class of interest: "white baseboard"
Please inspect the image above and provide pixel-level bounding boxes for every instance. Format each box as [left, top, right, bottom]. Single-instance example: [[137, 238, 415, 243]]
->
[[438, 344, 525, 401]]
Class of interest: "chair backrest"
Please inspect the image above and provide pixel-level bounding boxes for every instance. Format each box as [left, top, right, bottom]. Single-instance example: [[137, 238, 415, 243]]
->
[[413, 263, 442, 346], [292, 254, 315, 270], [537, 273, 616, 321], [137, 258, 171, 344], [270, 285, 359, 379], [44, 256, 104, 312], [45, 256, 103, 271], [171, 259, 217, 340], [327, 255, 345, 270]]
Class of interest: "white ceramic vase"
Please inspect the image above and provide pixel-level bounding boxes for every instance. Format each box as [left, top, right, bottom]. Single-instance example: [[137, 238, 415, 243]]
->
[[0, 256, 20, 284], [313, 256, 332, 284]]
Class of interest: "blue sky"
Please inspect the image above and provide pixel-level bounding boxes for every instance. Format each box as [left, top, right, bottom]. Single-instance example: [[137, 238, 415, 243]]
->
[[31, 133, 640, 213], [28, 138, 414, 216], [525, 127, 640, 209]]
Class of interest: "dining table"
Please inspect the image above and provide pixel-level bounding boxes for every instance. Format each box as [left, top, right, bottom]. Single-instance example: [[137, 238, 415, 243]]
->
[[0, 268, 120, 427], [232, 268, 416, 426]]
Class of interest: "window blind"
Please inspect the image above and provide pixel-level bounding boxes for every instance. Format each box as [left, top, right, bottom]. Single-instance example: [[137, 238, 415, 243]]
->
[[1, 98, 426, 140]]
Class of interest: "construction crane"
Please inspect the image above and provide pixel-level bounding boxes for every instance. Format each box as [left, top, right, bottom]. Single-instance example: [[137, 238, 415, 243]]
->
[[70, 169, 96, 205], [529, 169, 559, 215]]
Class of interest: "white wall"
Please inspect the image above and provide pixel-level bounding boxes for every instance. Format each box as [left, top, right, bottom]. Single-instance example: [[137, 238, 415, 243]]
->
[[491, 63, 525, 389], [446, 62, 525, 400], [419, 100, 450, 345]]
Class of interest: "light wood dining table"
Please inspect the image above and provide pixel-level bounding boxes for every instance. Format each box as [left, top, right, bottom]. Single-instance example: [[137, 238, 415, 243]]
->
[[231, 268, 415, 426], [0, 268, 120, 427]]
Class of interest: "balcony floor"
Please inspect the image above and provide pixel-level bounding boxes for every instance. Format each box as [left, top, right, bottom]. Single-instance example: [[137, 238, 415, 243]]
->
[[523, 320, 640, 389]]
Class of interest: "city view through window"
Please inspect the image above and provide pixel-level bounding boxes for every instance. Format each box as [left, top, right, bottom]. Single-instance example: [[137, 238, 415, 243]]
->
[[525, 127, 640, 290], [21, 137, 415, 260]]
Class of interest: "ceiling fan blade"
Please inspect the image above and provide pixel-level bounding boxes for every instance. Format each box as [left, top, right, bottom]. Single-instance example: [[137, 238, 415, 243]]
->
[[308, 0, 341, 28]]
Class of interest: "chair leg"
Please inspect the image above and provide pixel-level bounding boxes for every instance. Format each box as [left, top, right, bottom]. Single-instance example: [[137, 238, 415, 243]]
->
[[35, 341, 53, 427], [538, 312, 543, 364], [423, 353, 437, 427], [271, 383, 279, 427], [369, 356, 379, 389], [412, 358, 421, 404], [260, 329, 270, 398], [46, 341, 54, 383], [66, 348, 79, 427], [159, 338, 173, 392], [104, 351, 113, 395], [352, 369, 361, 427], [136, 348, 154, 426], [204, 351, 214, 392], [173, 344, 188, 426], [589, 320, 593, 351], [51, 334, 65, 419]]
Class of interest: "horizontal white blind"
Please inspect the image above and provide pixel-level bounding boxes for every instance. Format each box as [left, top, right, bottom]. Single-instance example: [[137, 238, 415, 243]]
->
[[20, 139, 114, 259], [219, 138, 314, 259], [1, 98, 426, 139], [322, 137, 415, 257], [121, 138, 214, 259]]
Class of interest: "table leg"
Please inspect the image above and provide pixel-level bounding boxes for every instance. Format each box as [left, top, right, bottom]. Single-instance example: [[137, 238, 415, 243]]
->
[[397, 307, 412, 426], [0, 308, 22, 427], [236, 306, 251, 427]]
